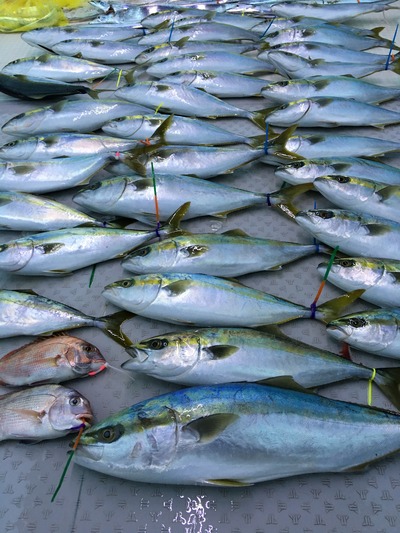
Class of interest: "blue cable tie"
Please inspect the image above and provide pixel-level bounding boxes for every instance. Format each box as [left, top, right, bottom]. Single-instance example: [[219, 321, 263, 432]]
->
[[310, 302, 317, 320], [156, 221, 161, 240], [385, 23, 398, 70], [266, 193, 271, 206], [168, 20, 175, 44], [260, 16, 276, 39]]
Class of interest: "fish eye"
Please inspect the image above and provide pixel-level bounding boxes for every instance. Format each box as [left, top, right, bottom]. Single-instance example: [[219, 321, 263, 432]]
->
[[115, 117, 126, 122], [315, 210, 334, 219], [147, 46, 155, 53], [349, 317, 367, 328], [334, 176, 350, 184], [132, 247, 150, 257], [88, 182, 102, 190], [98, 423, 124, 443], [69, 396, 82, 406], [0, 244, 8, 252], [268, 31, 278, 38], [276, 81, 289, 87], [289, 162, 304, 169], [149, 338, 168, 349], [4, 141, 17, 147], [82, 343, 93, 352], [338, 259, 356, 268], [121, 279, 133, 288]]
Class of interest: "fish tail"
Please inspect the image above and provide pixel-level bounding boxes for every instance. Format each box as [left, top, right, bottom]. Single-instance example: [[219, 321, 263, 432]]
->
[[270, 183, 313, 218], [250, 106, 280, 130], [159, 201, 191, 237], [315, 289, 364, 323], [266, 125, 304, 161], [97, 311, 135, 347], [390, 57, 400, 76], [374, 367, 400, 411]]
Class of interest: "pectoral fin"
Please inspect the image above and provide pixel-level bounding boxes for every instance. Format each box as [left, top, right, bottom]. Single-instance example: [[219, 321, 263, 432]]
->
[[37, 243, 65, 254], [206, 479, 253, 487], [207, 345, 239, 359], [183, 413, 239, 443], [164, 280, 193, 296], [365, 224, 392, 236]]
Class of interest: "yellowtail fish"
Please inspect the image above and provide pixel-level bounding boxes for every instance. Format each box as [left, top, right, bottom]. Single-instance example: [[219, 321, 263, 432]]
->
[[73, 383, 400, 485], [0, 384, 92, 441], [0, 335, 106, 387]]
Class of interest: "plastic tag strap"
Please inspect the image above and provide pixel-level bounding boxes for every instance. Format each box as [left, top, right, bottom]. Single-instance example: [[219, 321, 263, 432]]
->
[[368, 368, 376, 406], [168, 19, 175, 43], [88, 264, 96, 287], [51, 424, 85, 502], [310, 245, 339, 316], [151, 162, 161, 240], [266, 193, 271, 206], [385, 24, 398, 70], [260, 16, 276, 39]]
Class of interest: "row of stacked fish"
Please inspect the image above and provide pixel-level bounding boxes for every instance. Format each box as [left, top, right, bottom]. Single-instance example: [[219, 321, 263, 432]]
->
[[1, 0, 400, 485]]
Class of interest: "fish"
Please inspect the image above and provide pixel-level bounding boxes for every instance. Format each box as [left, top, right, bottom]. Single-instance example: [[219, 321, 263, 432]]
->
[[270, 1, 395, 23], [0, 289, 132, 346], [275, 158, 400, 186], [265, 126, 400, 162], [0, 335, 106, 387], [318, 257, 400, 309], [0, 155, 111, 193], [120, 143, 265, 179], [0, 384, 93, 441], [122, 326, 400, 409], [262, 24, 395, 51], [101, 113, 261, 146], [314, 176, 400, 223], [21, 24, 145, 49], [263, 97, 400, 129], [0, 191, 119, 231], [160, 70, 270, 98], [261, 77, 400, 105], [122, 226, 323, 277], [102, 272, 361, 327], [73, 173, 275, 225], [327, 309, 400, 360], [2, 99, 152, 136], [134, 39, 256, 65], [137, 22, 260, 46], [0, 135, 137, 161], [266, 51, 400, 80], [145, 51, 274, 78], [0, 72, 96, 101], [2, 53, 116, 83], [295, 209, 400, 261], [0, 202, 188, 276], [51, 39, 147, 65], [115, 81, 270, 129], [73, 382, 400, 485]]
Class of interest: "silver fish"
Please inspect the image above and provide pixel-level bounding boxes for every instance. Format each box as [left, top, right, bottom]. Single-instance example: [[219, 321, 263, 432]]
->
[[261, 77, 400, 105], [102, 272, 359, 327], [264, 97, 400, 129], [52, 39, 147, 65], [122, 326, 400, 409], [0, 384, 92, 441], [295, 209, 400, 260], [0, 203, 188, 276], [73, 383, 400, 485], [0, 335, 106, 387], [2, 53, 116, 83], [122, 227, 322, 277], [0, 289, 132, 346], [0, 155, 110, 193], [2, 99, 151, 136], [314, 176, 400, 222], [318, 257, 400, 309], [275, 158, 400, 186], [0, 191, 118, 231], [160, 70, 270, 98]]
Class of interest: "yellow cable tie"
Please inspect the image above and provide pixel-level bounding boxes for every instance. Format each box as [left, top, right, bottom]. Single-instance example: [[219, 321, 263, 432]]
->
[[368, 368, 376, 406], [154, 102, 164, 114], [116, 69, 123, 88]]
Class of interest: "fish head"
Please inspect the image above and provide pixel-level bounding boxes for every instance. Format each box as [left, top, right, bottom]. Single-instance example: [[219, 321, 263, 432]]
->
[[314, 175, 375, 204], [135, 44, 166, 65], [123, 331, 201, 378], [2, 108, 50, 136], [266, 50, 307, 77], [65, 337, 107, 376], [267, 99, 311, 125], [295, 209, 354, 242], [48, 386, 93, 432], [0, 138, 38, 159], [73, 177, 128, 211], [122, 239, 180, 273], [0, 240, 34, 271], [102, 274, 163, 312], [102, 115, 146, 138], [326, 311, 398, 353], [318, 257, 385, 289], [74, 402, 180, 475], [275, 160, 331, 184]]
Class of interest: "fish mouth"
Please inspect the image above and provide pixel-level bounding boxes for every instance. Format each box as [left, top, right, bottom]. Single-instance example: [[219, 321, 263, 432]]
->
[[326, 324, 349, 341], [124, 346, 149, 363], [73, 443, 104, 462]]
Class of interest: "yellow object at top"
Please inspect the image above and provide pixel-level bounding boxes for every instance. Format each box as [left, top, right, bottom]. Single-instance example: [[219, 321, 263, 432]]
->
[[0, 0, 87, 32]]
